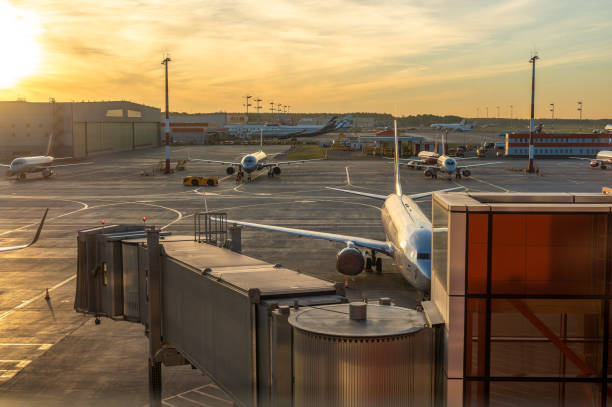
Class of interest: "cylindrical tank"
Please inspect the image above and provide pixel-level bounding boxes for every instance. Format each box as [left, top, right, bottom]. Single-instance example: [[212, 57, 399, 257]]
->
[[289, 303, 433, 407]]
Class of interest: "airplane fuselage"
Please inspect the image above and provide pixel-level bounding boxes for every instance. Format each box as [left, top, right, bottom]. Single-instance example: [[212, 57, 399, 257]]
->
[[240, 151, 268, 173], [6, 156, 54, 176], [380, 194, 432, 291]]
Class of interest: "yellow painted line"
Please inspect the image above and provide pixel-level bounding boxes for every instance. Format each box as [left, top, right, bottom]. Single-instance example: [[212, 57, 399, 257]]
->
[[38, 344, 53, 350], [0, 370, 18, 379], [15, 360, 30, 368]]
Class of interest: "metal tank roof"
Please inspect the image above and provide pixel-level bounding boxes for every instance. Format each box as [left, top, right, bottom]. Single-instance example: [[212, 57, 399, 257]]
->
[[289, 303, 427, 338]]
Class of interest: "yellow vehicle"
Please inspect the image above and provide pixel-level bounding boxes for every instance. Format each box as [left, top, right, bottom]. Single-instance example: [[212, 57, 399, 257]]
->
[[183, 176, 218, 187]]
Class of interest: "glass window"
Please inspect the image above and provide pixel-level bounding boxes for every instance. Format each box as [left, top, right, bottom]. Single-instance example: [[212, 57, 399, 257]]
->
[[491, 214, 608, 295], [464, 380, 486, 407], [468, 214, 488, 294], [490, 299, 603, 378], [432, 227, 448, 291], [127, 109, 142, 118], [490, 382, 601, 407], [466, 299, 487, 377], [105, 109, 123, 117]]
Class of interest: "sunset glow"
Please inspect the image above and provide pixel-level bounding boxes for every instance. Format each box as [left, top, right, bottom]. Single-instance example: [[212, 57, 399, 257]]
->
[[0, 1, 41, 89], [1, 0, 611, 117]]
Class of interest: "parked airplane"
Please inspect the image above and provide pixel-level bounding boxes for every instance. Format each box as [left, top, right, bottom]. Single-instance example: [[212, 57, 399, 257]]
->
[[218, 121, 462, 292], [430, 119, 476, 132], [189, 134, 323, 181], [225, 115, 352, 138], [1, 136, 92, 180], [399, 151, 500, 179], [570, 150, 612, 169], [0, 209, 48, 252]]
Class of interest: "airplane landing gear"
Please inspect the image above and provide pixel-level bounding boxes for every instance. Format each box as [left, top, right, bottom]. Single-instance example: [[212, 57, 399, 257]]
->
[[17, 173, 26, 181], [365, 250, 382, 273]]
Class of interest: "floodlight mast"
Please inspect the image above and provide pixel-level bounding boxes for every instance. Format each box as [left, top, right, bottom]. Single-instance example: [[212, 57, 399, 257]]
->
[[527, 54, 539, 173], [161, 56, 171, 174]]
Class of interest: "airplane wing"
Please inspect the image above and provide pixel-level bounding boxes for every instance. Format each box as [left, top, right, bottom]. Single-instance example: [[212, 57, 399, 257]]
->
[[457, 162, 502, 169], [263, 158, 325, 167], [189, 158, 240, 166], [222, 218, 394, 256], [48, 162, 94, 169], [0, 163, 10, 167], [326, 186, 388, 200], [0, 208, 48, 252], [398, 162, 438, 169], [326, 186, 464, 201]]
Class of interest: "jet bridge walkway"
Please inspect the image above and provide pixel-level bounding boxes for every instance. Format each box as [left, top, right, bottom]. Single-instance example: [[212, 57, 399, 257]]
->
[[73, 219, 347, 407]]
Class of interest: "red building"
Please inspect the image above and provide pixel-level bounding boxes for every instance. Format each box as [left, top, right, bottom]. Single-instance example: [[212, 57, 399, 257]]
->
[[505, 132, 612, 157]]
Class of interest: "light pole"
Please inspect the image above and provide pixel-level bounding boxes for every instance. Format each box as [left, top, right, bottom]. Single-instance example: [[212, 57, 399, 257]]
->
[[243, 95, 252, 123], [486, 107, 489, 119], [577, 100, 583, 131], [510, 105, 513, 131], [254, 98, 262, 120], [496, 106, 500, 119], [161, 56, 171, 174], [527, 54, 539, 173], [550, 103, 555, 131], [476, 107, 480, 118]]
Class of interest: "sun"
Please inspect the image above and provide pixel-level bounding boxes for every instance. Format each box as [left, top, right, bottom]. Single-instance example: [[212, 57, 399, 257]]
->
[[0, 1, 42, 89]]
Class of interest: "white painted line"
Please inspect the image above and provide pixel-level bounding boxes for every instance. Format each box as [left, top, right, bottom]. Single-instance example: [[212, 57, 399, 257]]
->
[[0, 274, 76, 322], [15, 360, 30, 368], [178, 395, 210, 407]]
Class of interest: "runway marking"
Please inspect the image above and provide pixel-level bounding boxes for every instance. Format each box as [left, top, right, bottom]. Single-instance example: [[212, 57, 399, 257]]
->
[[0, 360, 31, 379], [0, 199, 89, 237], [0, 274, 75, 322], [469, 176, 512, 192], [0, 344, 53, 350]]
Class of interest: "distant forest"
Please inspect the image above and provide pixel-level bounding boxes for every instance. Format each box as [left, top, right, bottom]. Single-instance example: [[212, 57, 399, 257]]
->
[[170, 111, 611, 129]]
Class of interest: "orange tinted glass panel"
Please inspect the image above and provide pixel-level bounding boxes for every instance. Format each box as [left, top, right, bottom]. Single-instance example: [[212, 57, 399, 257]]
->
[[490, 299, 603, 378], [467, 214, 488, 294], [491, 214, 607, 295], [465, 299, 487, 377]]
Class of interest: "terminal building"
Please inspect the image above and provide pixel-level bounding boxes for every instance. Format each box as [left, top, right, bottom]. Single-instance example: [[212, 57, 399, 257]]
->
[[0, 100, 161, 159], [505, 132, 612, 157], [74, 192, 612, 407]]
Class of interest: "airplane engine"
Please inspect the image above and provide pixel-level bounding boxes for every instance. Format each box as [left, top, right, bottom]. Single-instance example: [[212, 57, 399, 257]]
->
[[272, 166, 281, 175], [42, 168, 53, 178], [226, 166, 235, 175], [590, 160, 599, 168], [336, 246, 364, 276], [462, 169, 471, 177], [424, 169, 433, 177]]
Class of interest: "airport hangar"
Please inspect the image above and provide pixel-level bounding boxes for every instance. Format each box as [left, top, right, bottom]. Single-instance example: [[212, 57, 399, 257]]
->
[[0, 100, 161, 159]]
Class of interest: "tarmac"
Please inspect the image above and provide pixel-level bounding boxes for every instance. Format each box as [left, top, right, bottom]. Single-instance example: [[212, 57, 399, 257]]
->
[[0, 144, 609, 406]]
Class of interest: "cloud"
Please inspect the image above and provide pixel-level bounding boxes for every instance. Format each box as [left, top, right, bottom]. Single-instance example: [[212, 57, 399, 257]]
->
[[2, 0, 612, 117]]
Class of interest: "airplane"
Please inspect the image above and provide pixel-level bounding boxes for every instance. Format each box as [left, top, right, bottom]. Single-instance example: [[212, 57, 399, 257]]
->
[[216, 121, 463, 292], [189, 133, 324, 181], [430, 119, 476, 132], [397, 150, 501, 179], [570, 150, 612, 169], [225, 115, 352, 139], [1, 135, 92, 180], [0, 209, 48, 252]]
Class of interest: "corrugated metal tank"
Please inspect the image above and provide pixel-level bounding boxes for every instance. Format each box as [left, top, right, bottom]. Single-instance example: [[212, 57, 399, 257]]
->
[[290, 302, 433, 407]]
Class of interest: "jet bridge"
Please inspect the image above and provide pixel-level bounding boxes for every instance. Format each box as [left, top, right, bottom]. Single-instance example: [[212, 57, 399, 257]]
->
[[74, 215, 438, 407]]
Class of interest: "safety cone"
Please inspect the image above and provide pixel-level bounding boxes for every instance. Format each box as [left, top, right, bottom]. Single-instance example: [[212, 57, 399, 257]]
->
[[344, 279, 349, 288], [44, 288, 50, 300]]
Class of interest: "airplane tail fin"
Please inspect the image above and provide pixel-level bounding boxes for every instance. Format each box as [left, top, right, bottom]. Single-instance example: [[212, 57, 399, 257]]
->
[[460, 119, 466, 125], [334, 114, 352, 130], [260, 130, 263, 151], [46, 132, 54, 156], [393, 120, 402, 196]]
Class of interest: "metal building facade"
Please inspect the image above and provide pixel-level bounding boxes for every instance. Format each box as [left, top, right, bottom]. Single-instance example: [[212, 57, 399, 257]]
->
[[430, 192, 612, 407], [0, 100, 160, 159]]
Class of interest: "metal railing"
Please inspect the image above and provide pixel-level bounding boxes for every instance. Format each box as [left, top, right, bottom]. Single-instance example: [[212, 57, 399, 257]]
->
[[193, 212, 228, 246]]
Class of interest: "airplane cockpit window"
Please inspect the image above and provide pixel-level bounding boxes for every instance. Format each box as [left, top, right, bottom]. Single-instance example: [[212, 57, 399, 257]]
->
[[417, 253, 430, 260], [11, 159, 25, 166]]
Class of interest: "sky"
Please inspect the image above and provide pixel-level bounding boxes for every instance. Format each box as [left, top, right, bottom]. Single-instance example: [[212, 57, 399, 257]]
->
[[1, 0, 611, 118]]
